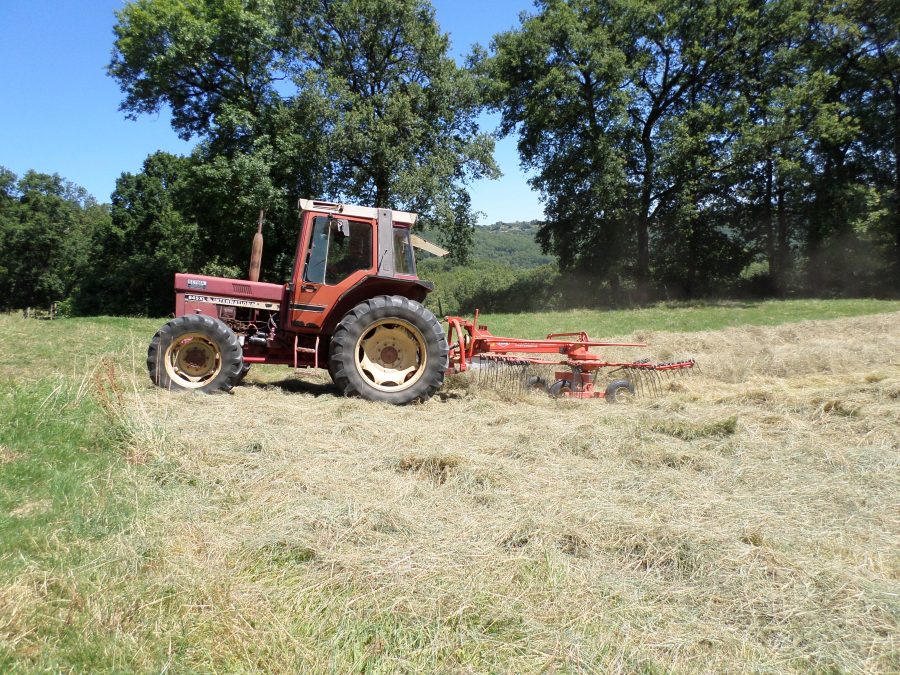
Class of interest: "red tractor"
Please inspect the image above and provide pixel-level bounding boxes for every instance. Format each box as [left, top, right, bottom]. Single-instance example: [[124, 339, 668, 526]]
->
[[148, 199, 450, 404]]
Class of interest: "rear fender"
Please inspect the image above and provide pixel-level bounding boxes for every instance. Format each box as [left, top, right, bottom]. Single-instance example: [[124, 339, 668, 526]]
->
[[320, 276, 434, 337]]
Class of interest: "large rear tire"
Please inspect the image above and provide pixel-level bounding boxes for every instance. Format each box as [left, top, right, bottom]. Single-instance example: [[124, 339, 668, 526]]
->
[[147, 314, 244, 393], [329, 296, 447, 404]]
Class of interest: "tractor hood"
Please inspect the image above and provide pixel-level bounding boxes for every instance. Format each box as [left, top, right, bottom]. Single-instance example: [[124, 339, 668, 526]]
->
[[174, 273, 283, 315]]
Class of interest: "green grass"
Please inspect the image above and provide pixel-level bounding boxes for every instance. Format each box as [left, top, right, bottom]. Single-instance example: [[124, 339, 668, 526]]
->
[[480, 298, 900, 339], [0, 382, 143, 671], [0, 315, 159, 382], [0, 315, 159, 671]]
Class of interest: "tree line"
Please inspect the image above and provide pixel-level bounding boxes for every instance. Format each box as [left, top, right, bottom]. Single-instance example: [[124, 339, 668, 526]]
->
[[1, 0, 897, 316], [484, 0, 898, 300]]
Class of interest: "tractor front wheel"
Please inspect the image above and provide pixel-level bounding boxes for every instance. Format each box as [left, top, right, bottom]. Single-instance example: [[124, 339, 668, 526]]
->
[[329, 296, 448, 404], [147, 314, 244, 393]]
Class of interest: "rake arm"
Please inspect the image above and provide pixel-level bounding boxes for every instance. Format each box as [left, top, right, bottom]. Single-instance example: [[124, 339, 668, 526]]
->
[[445, 314, 696, 400]]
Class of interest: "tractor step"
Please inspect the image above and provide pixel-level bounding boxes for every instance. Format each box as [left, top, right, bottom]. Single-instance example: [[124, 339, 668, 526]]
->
[[293, 335, 320, 369]]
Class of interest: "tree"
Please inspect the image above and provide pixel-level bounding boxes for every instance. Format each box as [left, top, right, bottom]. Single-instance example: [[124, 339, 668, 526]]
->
[[76, 152, 199, 316], [802, 0, 900, 291], [109, 0, 497, 265], [484, 0, 752, 300], [0, 169, 108, 310], [721, 0, 818, 295], [109, 0, 286, 142], [485, 0, 897, 299]]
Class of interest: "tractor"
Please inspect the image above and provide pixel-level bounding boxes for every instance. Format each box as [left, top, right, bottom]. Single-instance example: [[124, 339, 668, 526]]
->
[[148, 199, 450, 404]]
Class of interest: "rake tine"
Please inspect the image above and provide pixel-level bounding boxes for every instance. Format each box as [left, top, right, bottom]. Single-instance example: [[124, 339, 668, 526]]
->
[[635, 368, 646, 398], [643, 369, 653, 396], [650, 368, 662, 396], [648, 369, 656, 396]]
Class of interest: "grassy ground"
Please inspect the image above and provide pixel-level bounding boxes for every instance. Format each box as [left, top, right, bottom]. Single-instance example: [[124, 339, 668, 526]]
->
[[480, 298, 900, 339], [0, 299, 898, 672]]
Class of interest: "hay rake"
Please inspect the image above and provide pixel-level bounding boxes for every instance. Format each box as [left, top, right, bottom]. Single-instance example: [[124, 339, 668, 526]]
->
[[445, 311, 696, 402]]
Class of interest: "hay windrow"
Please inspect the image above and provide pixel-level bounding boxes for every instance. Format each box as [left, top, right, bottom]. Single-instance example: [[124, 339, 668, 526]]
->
[[30, 312, 900, 670]]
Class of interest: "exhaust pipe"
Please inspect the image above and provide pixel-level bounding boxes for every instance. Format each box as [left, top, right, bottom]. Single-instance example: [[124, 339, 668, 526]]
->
[[249, 209, 264, 282]]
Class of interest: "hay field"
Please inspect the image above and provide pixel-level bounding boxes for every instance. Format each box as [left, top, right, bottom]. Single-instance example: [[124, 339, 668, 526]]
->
[[113, 312, 900, 671], [2, 307, 899, 671]]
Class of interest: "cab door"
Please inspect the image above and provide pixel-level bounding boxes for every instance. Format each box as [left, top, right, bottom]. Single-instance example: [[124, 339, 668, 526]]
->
[[289, 214, 375, 331]]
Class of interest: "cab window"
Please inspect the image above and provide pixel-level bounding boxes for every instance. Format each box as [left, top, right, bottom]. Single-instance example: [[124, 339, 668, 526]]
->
[[393, 227, 415, 276], [303, 216, 373, 285]]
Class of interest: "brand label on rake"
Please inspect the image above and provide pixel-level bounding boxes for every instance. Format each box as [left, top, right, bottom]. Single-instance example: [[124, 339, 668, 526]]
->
[[184, 294, 280, 311]]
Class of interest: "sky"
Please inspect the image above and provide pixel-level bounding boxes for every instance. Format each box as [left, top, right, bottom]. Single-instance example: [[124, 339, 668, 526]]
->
[[0, 0, 542, 224]]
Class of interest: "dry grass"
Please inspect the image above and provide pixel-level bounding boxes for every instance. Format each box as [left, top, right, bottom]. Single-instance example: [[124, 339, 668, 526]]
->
[[5, 312, 900, 671], [105, 312, 900, 671]]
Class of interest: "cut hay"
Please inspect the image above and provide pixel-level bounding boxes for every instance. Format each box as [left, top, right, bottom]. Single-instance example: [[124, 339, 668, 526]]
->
[[13, 312, 900, 671]]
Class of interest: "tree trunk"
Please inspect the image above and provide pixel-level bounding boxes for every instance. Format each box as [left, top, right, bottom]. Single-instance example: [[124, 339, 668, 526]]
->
[[807, 157, 830, 291], [374, 174, 389, 208], [894, 85, 900, 280], [636, 142, 653, 303], [775, 174, 789, 296], [764, 156, 776, 285]]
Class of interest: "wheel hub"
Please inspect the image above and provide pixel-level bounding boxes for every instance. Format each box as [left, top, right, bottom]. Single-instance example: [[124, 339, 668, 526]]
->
[[164, 333, 222, 389], [380, 346, 399, 364], [355, 319, 428, 392], [183, 345, 210, 370]]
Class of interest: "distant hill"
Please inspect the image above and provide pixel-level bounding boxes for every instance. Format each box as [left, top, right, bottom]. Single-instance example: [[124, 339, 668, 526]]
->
[[421, 220, 552, 269], [471, 221, 552, 268], [420, 220, 552, 269]]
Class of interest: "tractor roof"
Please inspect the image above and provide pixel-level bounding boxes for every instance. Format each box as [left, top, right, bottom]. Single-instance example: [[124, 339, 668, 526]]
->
[[298, 198, 417, 227]]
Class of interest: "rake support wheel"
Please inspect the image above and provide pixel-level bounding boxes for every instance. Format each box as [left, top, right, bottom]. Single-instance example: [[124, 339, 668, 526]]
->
[[329, 296, 448, 404], [605, 379, 635, 404], [148, 314, 244, 393], [549, 379, 572, 398]]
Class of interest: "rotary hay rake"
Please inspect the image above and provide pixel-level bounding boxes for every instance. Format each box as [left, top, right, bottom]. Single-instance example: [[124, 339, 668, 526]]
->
[[445, 311, 696, 402]]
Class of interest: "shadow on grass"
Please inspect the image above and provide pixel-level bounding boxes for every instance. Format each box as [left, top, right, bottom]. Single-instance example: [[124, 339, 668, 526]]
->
[[241, 378, 340, 397]]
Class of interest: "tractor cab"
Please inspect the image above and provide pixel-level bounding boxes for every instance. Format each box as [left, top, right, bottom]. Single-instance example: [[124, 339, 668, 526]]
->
[[285, 199, 437, 334]]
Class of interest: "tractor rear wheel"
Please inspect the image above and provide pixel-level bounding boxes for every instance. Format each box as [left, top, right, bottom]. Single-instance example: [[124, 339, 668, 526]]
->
[[236, 363, 252, 384], [147, 314, 244, 393], [329, 295, 448, 404]]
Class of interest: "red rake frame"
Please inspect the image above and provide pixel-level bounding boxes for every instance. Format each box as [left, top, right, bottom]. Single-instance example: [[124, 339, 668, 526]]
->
[[445, 310, 695, 399]]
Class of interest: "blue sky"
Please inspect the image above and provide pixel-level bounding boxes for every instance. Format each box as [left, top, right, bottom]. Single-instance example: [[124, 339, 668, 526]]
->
[[0, 0, 542, 224]]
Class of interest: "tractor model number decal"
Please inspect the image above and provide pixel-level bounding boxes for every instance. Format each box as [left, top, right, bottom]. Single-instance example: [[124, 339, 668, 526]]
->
[[184, 294, 280, 311]]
